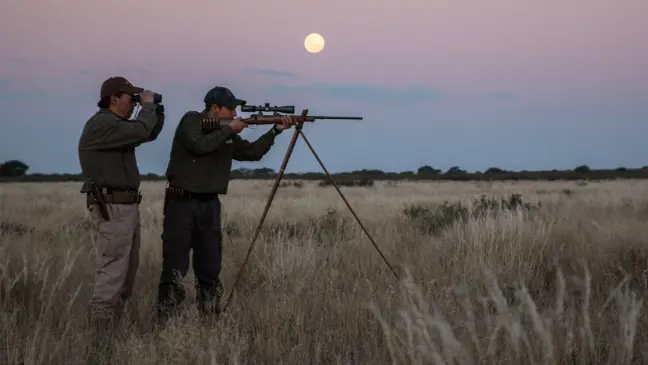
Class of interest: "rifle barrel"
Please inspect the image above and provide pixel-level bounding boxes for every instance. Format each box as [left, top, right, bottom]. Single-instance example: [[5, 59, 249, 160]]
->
[[307, 116, 363, 120]]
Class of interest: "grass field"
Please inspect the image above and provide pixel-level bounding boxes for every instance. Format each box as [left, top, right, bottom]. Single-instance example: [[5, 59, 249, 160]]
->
[[1, 179, 647, 364]]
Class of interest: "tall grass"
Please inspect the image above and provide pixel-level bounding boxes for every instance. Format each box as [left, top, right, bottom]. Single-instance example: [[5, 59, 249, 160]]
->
[[1, 180, 647, 364]]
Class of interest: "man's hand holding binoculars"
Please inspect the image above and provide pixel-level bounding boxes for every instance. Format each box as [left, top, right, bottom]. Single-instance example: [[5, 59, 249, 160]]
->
[[133, 90, 162, 104], [136, 90, 155, 104]]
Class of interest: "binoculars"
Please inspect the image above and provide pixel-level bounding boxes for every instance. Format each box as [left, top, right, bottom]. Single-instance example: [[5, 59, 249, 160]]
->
[[133, 92, 163, 104], [241, 103, 294, 114]]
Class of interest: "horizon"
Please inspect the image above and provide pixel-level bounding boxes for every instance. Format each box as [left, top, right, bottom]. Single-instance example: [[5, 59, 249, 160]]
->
[[2, 159, 646, 176], [1, 0, 647, 175]]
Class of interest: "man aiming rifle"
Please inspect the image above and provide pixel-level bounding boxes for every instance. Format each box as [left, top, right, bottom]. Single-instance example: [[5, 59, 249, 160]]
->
[[155, 86, 296, 322]]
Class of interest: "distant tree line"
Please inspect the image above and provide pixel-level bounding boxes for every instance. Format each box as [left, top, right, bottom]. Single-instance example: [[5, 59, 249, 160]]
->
[[2, 159, 648, 183]]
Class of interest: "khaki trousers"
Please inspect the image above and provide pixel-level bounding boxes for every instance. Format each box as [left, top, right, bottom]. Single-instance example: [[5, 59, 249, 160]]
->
[[88, 203, 141, 321]]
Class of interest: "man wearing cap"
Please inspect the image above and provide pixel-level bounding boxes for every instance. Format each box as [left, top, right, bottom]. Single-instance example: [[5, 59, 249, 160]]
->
[[155, 86, 294, 321], [78, 76, 165, 330]]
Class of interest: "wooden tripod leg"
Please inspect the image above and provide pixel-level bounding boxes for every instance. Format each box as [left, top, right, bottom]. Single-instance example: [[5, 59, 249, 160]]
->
[[297, 129, 401, 283], [221, 109, 309, 313]]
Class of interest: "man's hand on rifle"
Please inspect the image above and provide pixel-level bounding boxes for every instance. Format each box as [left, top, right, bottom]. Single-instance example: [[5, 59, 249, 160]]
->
[[229, 117, 248, 133], [275, 115, 297, 131]]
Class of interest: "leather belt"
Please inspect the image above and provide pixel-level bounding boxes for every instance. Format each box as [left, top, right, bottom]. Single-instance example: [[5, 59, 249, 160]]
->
[[87, 188, 142, 205], [166, 185, 218, 201]]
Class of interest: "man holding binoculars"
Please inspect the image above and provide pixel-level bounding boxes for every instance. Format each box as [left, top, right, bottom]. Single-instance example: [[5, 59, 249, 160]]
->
[[78, 76, 165, 331]]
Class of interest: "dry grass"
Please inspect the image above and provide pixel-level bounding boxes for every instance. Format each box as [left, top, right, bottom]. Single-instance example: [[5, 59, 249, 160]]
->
[[1, 179, 648, 364]]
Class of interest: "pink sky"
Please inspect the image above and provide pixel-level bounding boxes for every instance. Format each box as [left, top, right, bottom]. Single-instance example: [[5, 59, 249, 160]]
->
[[3, 0, 646, 92], [1, 0, 647, 173]]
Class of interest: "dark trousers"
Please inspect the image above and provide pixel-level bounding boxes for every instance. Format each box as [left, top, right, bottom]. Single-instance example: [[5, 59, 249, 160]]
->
[[156, 193, 224, 318]]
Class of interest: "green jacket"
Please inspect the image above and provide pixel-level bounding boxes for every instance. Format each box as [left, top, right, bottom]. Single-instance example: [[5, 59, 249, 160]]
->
[[165, 110, 280, 194], [78, 102, 164, 190]]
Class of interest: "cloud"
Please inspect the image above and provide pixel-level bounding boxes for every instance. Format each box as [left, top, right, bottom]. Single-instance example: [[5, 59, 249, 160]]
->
[[266, 82, 442, 103], [77, 68, 149, 81], [8, 57, 40, 65], [115, 67, 148, 76], [487, 92, 514, 101], [246, 68, 298, 78], [0, 88, 49, 102], [0, 80, 76, 104]]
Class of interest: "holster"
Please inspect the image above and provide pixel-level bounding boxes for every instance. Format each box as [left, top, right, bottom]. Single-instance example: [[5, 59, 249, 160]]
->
[[81, 180, 111, 221], [163, 185, 170, 215]]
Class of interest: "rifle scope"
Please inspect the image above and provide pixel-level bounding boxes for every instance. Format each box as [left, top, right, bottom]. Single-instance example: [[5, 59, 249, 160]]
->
[[241, 103, 295, 114]]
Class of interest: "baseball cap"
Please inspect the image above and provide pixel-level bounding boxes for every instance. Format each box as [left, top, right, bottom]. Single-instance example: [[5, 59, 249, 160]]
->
[[100, 76, 144, 99], [203, 86, 247, 109]]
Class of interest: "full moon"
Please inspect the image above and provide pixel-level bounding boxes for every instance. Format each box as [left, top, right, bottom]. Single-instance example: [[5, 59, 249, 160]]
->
[[304, 33, 325, 53]]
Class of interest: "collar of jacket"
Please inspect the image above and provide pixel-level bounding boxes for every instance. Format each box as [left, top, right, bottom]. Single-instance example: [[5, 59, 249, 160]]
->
[[98, 107, 129, 121]]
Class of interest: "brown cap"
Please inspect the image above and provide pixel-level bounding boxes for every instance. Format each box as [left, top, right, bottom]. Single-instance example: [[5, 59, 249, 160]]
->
[[99, 76, 144, 99]]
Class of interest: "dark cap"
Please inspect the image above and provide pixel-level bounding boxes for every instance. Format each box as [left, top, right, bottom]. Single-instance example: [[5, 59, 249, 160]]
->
[[100, 76, 144, 99], [203, 86, 246, 109]]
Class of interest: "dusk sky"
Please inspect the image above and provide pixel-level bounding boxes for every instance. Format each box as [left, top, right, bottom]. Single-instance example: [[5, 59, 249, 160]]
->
[[1, 0, 647, 174]]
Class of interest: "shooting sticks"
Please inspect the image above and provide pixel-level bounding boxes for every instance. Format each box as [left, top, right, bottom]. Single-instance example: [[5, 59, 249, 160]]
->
[[221, 109, 402, 313]]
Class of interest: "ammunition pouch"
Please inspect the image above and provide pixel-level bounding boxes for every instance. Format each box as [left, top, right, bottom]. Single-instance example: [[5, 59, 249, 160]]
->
[[165, 185, 218, 201], [201, 117, 226, 134], [162, 184, 218, 215]]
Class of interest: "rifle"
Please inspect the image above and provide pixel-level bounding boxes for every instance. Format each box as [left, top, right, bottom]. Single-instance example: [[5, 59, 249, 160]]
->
[[201, 103, 362, 131]]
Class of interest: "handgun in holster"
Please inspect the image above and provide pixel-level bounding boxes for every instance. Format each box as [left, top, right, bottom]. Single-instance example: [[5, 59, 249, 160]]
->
[[163, 185, 170, 215], [81, 180, 111, 221]]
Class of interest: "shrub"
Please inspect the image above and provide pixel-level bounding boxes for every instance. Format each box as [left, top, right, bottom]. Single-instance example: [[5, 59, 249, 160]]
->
[[403, 193, 539, 235], [318, 179, 374, 188]]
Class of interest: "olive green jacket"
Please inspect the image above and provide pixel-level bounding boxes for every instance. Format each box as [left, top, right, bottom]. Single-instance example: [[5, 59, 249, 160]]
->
[[78, 102, 164, 190], [165, 110, 280, 194]]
